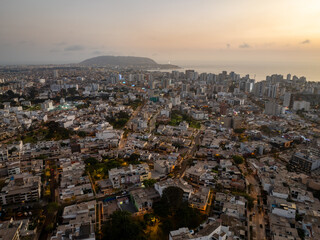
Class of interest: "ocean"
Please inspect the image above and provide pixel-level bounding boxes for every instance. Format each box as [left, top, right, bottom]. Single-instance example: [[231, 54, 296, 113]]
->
[[176, 62, 320, 82]]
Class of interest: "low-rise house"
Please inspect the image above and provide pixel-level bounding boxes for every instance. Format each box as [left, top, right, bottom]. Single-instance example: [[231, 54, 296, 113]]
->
[[0, 219, 36, 240], [269, 214, 299, 240], [154, 178, 193, 200], [109, 163, 151, 188], [169, 220, 232, 240], [51, 201, 96, 240], [96, 179, 113, 195], [268, 196, 296, 219], [271, 184, 289, 200], [189, 187, 210, 211], [130, 187, 160, 212]]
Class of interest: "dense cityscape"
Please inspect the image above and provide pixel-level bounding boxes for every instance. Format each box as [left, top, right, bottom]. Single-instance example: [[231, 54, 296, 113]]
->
[[1, 0, 320, 239], [0, 64, 319, 240]]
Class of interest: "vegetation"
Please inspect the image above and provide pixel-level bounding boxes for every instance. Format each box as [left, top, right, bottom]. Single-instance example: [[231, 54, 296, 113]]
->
[[297, 228, 305, 240], [0, 180, 6, 192], [107, 111, 131, 129], [234, 128, 246, 134], [23, 105, 41, 111], [85, 154, 145, 180], [143, 179, 157, 187], [84, 157, 121, 180], [295, 213, 304, 222], [76, 103, 89, 110], [20, 121, 74, 143], [169, 110, 201, 129], [47, 202, 59, 214], [125, 99, 143, 110], [77, 131, 87, 138], [153, 186, 204, 236], [45, 121, 73, 140], [260, 125, 272, 135], [232, 155, 245, 165], [102, 211, 146, 240], [45, 223, 54, 233], [312, 190, 320, 201], [125, 153, 141, 164]]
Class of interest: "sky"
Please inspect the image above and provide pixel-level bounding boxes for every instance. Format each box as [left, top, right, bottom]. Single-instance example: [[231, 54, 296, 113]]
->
[[0, 0, 320, 66]]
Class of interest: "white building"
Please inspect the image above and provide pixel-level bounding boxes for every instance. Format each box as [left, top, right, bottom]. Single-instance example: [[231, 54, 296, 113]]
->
[[293, 101, 310, 111]]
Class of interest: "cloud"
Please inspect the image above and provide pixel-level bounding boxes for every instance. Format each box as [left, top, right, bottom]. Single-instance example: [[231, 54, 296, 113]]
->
[[64, 45, 85, 51], [300, 39, 310, 44], [55, 42, 67, 46], [92, 50, 104, 55], [50, 49, 60, 53], [18, 40, 34, 46], [239, 43, 250, 48], [264, 42, 275, 47]]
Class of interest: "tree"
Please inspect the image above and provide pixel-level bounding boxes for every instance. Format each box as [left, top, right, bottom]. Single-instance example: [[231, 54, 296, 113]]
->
[[234, 128, 246, 134], [77, 131, 87, 138], [143, 179, 157, 187], [143, 213, 155, 226], [153, 186, 203, 236], [128, 153, 141, 163], [84, 157, 98, 166], [45, 223, 54, 232], [162, 186, 184, 211], [297, 228, 305, 240], [233, 155, 245, 165], [47, 202, 59, 214], [102, 211, 145, 240], [67, 87, 78, 96], [27, 87, 38, 100], [6, 90, 15, 98], [260, 125, 271, 135]]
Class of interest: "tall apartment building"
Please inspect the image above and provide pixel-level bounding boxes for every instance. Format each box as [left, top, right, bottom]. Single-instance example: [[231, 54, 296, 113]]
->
[[0, 173, 41, 205], [292, 101, 310, 111], [290, 148, 320, 173], [283, 92, 291, 107], [264, 101, 281, 116]]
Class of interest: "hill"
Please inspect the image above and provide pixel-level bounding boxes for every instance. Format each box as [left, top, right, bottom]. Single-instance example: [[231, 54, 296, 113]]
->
[[79, 55, 179, 69]]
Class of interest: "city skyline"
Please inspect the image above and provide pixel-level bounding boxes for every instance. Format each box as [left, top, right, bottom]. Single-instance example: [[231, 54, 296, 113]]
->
[[0, 0, 320, 67]]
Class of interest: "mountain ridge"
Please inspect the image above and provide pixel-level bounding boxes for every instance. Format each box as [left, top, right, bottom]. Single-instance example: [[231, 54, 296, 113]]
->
[[79, 55, 179, 69]]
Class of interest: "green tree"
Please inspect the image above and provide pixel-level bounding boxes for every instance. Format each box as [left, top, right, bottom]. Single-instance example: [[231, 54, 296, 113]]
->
[[47, 202, 59, 214], [234, 128, 246, 134], [143, 179, 157, 187], [45, 223, 54, 232], [77, 131, 87, 138], [128, 153, 141, 163], [102, 211, 145, 240], [233, 155, 245, 165], [153, 186, 203, 236], [84, 157, 99, 166], [162, 186, 184, 211]]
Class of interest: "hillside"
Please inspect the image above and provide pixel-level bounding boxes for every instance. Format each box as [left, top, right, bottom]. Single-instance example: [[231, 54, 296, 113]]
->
[[79, 55, 179, 69]]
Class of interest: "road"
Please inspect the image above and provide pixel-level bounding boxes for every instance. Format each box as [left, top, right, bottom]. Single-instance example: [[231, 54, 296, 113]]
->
[[240, 164, 266, 240], [176, 128, 202, 179], [118, 101, 145, 149]]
